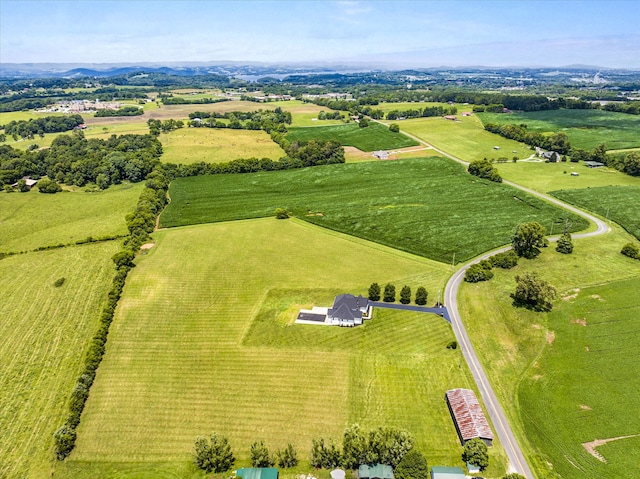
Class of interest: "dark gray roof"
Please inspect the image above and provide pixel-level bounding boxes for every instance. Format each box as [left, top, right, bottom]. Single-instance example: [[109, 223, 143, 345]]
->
[[328, 294, 369, 321]]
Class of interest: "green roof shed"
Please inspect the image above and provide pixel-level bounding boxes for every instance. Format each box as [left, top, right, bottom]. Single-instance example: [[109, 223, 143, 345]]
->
[[358, 463, 393, 479], [237, 468, 279, 479], [430, 466, 465, 479]]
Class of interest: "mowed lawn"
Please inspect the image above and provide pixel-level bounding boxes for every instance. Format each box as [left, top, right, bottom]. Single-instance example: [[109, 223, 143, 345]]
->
[[70, 219, 509, 474], [286, 122, 419, 152], [0, 242, 120, 479], [160, 158, 589, 263], [159, 128, 286, 164], [551, 185, 640, 240], [494, 160, 640, 193], [478, 109, 640, 151], [392, 115, 530, 162], [0, 182, 143, 252], [458, 224, 640, 479]]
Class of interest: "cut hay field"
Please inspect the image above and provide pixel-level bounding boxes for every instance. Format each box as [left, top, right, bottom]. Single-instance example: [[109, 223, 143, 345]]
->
[[69, 218, 507, 476], [0, 182, 143, 252], [478, 109, 640, 151], [159, 128, 286, 164], [390, 116, 530, 162], [494, 160, 640, 193], [0, 241, 120, 479], [458, 223, 640, 479], [160, 157, 588, 264], [551, 185, 640, 240], [286, 122, 418, 152]]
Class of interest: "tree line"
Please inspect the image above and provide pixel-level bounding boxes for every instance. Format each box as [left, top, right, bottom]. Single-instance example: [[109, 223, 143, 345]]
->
[[1, 114, 84, 140], [160, 95, 229, 105], [94, 105, 143, 117], [484, 123, 572, 154], [187, 107, 292, 132]]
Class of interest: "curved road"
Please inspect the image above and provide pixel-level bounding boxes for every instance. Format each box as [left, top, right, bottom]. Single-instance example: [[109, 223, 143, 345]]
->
[[398, 126, 610, 478]]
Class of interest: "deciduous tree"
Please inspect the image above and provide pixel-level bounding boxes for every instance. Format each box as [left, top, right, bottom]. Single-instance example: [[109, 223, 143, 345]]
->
[[462, 438, 489, 471], [512, 222, 547, 259], [395, 449, 428, 479], [511, 272, 557, 312]]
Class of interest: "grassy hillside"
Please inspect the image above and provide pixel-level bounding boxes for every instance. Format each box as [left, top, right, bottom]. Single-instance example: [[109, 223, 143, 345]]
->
[[159, 128, 286, 164], [458, 223, 640, 479], [392, 115, 530, 162], [160, 158, 589, 263], [0, 242, 120, 479], [69, 219, 508, 475], [551, 185, 640, 240], [286, 122, 418, 152], [478, 109, 640, 151], [0, 182, 143, 252]]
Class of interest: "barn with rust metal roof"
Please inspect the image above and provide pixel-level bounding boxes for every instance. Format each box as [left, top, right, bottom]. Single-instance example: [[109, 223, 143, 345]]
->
[[445, 388, 493, 447]]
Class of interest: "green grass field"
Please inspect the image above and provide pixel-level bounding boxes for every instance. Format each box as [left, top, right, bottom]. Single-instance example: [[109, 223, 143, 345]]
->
[[477, 109, 640, 151], [0, 242, 120, 479], [159, 128, 286, 164], [375, 101, 464, 113], [286, 122, 419, 152], [390, 116, 530, 162], [160, 157, 588, 263], [68, 218, 507, 477], [458, 223, 640, 479], [551, 185, 640, 240], [0, 182, 143, 252], [494, 160, 640, 193]]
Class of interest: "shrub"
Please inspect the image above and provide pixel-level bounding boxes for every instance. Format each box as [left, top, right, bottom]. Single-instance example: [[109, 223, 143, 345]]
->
[[621, 242, 640, 259], [37, 178, 63, 194], [277, 443, 299, 468], [490, 250, 518, 269], [275, 207, 289, 219], [468, 159, 502, 182], [53, 277, 66, 287], [556, 232, 574, 254], [414, 286, 428, 305], [53, 424, 76, 460], [383, 283, 396, 302], [464, 262, 494, 283], [368, 282, 381, 301], [446, 340, 458, 350], [389, 123, 400, 133], [251, 440, 275, 467], [400, 285, 411, 304]]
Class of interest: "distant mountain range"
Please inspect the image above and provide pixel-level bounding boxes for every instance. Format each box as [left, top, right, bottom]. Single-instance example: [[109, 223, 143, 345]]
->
[[2, 61, 638, 80]]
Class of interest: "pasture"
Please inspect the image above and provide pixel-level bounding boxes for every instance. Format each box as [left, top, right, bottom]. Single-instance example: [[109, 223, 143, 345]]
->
[[0, 182, 143, 252], [160, 157, 588, 263], [390, 116, 530, 162], [286, 122, 418, 152], [0, 242, 121, 479], [69, 218, 507, 476], [551, 185, 640, 240], [477, 109, 640, 151], [159, 128, 286, 164], [494, 160, 640, 193], [458, 223, 640, 479]]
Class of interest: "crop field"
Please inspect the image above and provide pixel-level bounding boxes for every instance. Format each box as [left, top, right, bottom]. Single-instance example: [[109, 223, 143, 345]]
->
[[477, 109, 640, 151], [69, 218, 507, 476], [0, 241, 120, 479], [494, 160, 640, 193], [390, 116, 530, 162], [286, 122, 419, 152], [161, 157, 588, 263], [159, 128, 286, 164], [458, 223, 640, 479], [551, 185, 640, 240], [0, 182, 143, 252]]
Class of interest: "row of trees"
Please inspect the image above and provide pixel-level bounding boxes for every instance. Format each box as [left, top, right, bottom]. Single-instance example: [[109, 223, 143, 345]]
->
[[194, 425, 417, 474], [385, 105, 458, 120], [94, 105, 143, 117], [484, 123, 572, 154], [187, 107, 293, 132], [368, 283, 428, 305], [1, 114, 84, 140]]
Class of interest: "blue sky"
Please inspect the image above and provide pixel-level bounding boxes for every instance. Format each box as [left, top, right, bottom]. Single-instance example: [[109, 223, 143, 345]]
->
[[1, 0, 639, 67]]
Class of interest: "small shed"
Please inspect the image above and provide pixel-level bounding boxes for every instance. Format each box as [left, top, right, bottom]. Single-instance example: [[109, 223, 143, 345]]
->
[[466, 462, 481, 473], [584, 161, 605, 168], [358, 463, 393, 479], [236, 468, 279, 479], [430, 466, 465, 479]]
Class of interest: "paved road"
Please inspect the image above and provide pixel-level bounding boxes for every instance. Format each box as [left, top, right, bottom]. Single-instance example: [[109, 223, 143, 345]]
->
[[371, 301, 451, 322], [396, 125, 610, 478]]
